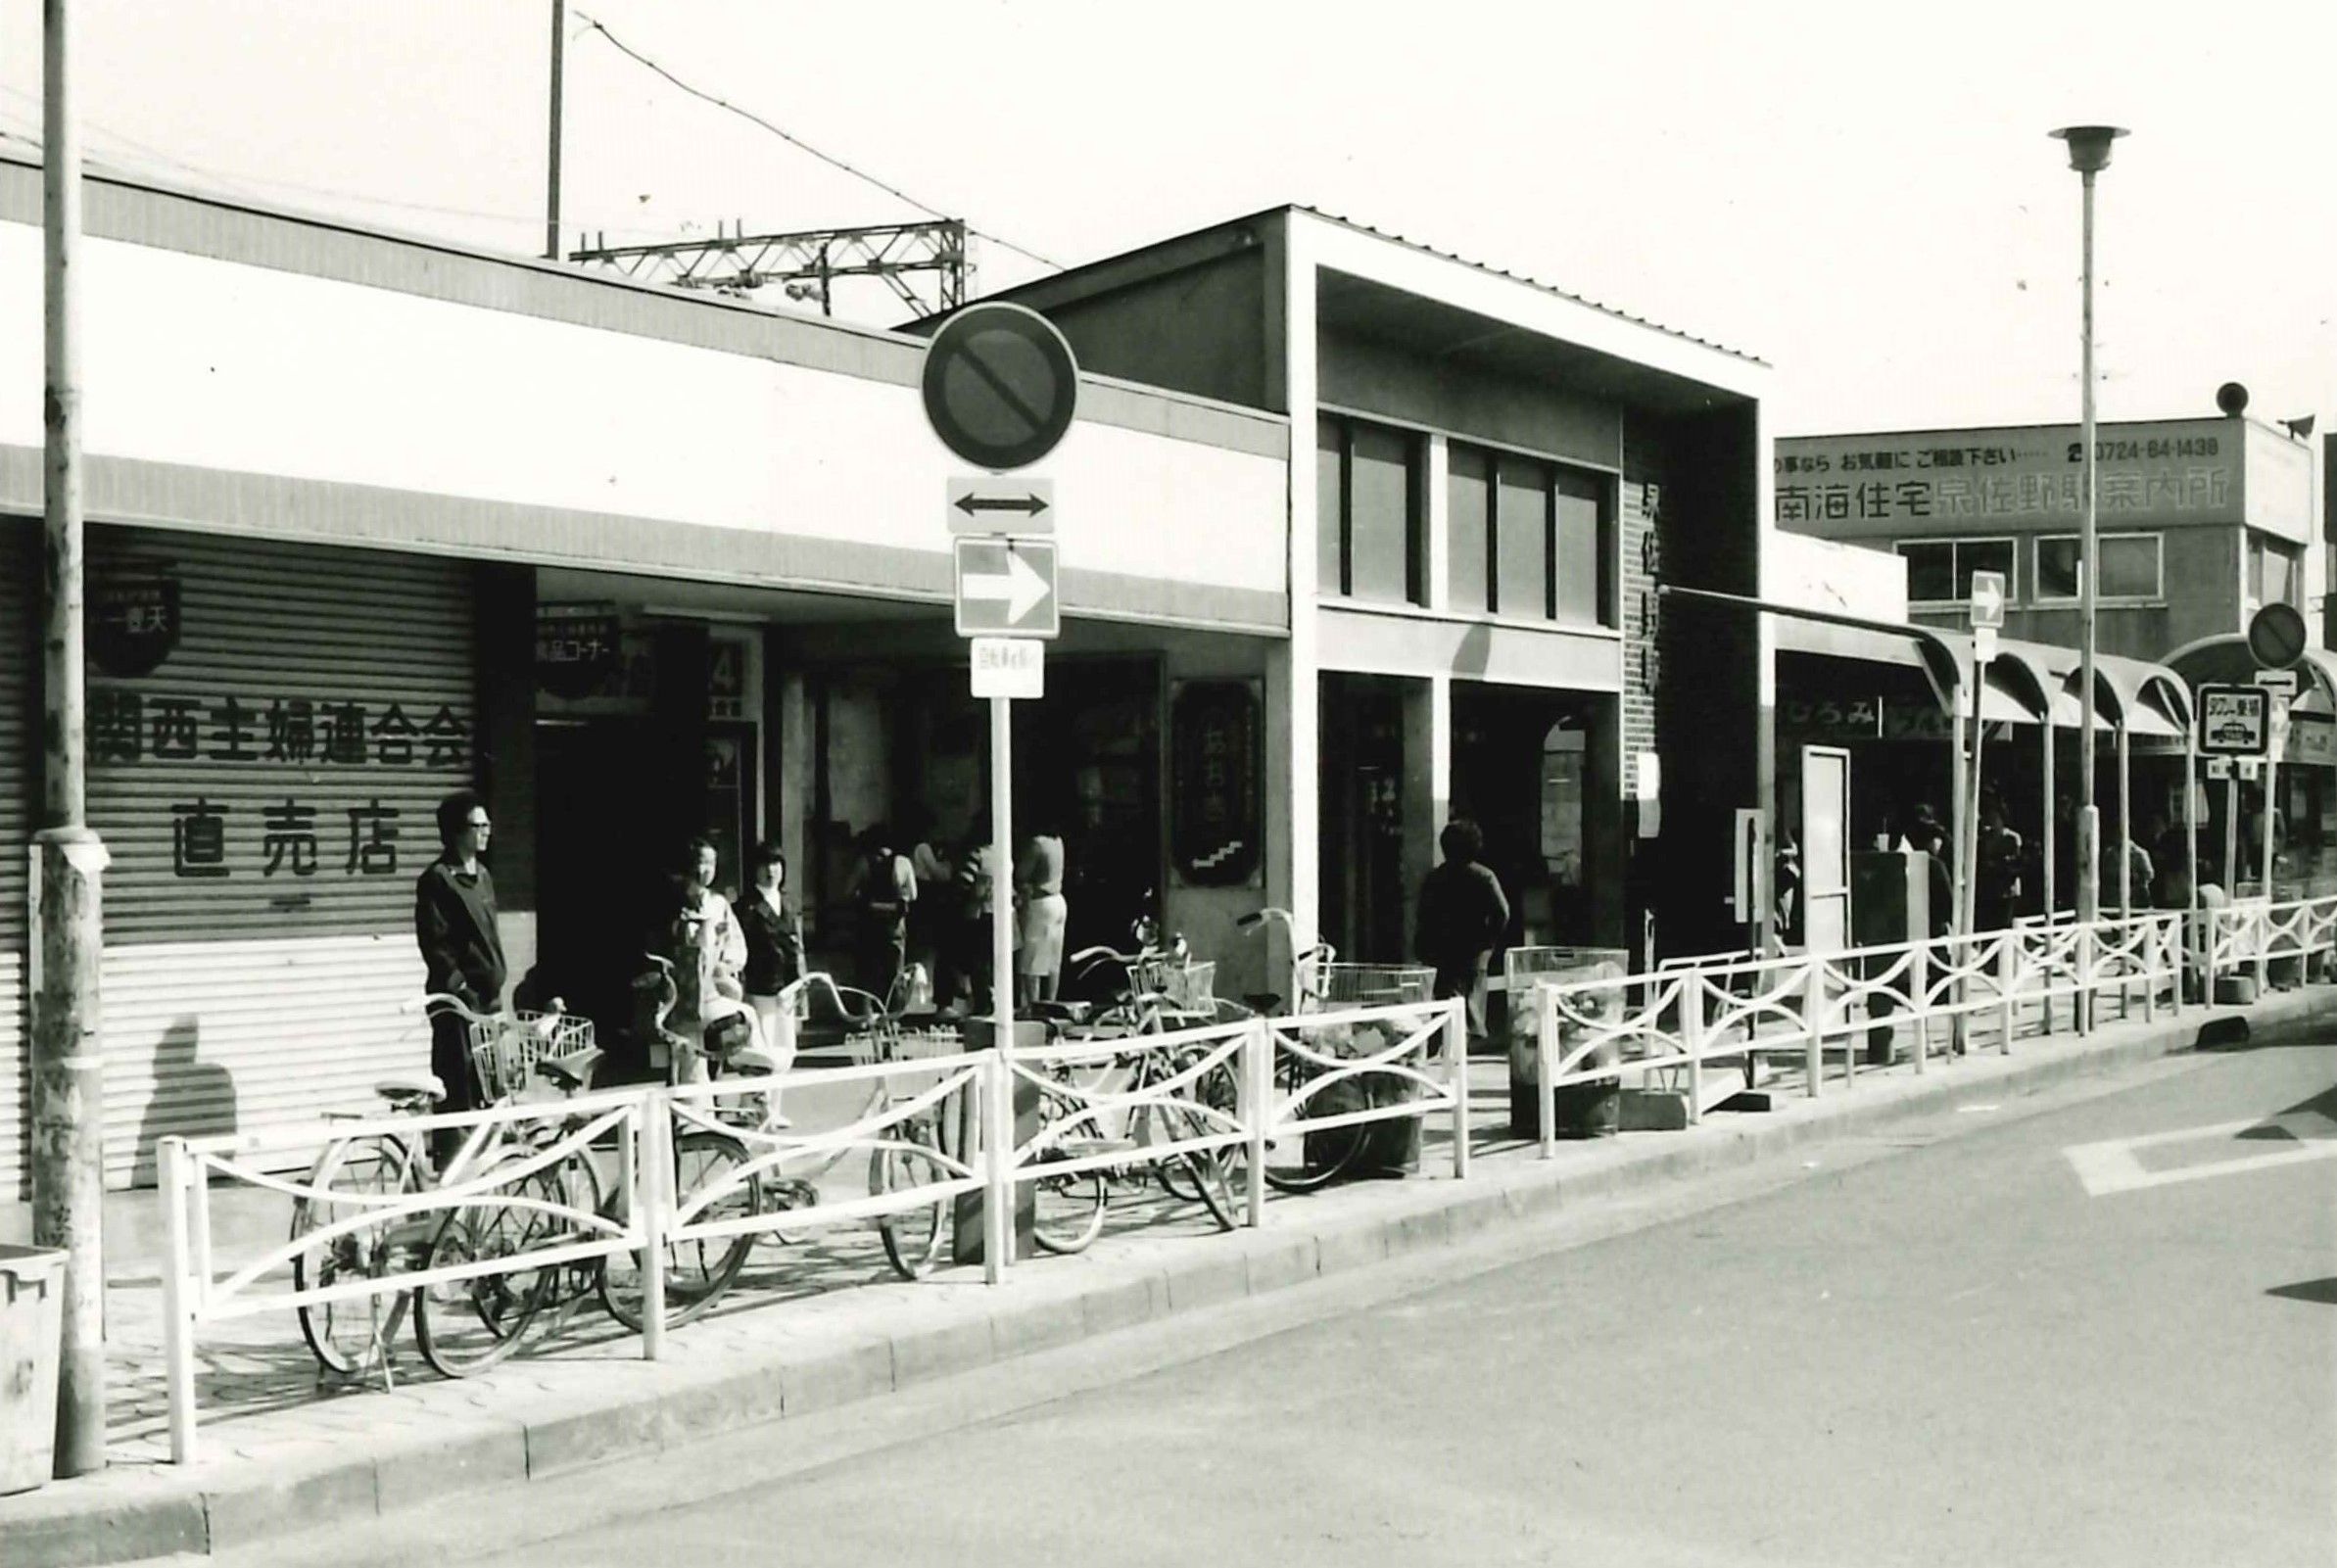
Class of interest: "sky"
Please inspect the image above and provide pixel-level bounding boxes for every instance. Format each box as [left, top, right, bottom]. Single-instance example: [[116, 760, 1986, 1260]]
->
[[0, 0, 2331, 442]]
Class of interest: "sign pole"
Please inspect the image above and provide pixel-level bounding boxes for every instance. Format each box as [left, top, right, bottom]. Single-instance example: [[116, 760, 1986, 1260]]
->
[[989, 692, 1015, 1263]]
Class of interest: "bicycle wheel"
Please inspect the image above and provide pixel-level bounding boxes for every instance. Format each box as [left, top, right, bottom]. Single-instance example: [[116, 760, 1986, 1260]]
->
[[1262, 1055, 1368, 1194], [597, 1129, 762, 1331], [414, 1164, 564, 1378], [1152, 1057, 1243, 1205], [871, 1122, 950, 1280], [543, 1146, 606, 1310], [1156, 1103, 1239, 1230], [291, 1133, 422, 1377]]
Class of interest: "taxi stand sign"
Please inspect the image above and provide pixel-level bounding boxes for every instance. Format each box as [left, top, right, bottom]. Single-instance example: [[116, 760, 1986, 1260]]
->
[[2197, 683, 2269, 757]]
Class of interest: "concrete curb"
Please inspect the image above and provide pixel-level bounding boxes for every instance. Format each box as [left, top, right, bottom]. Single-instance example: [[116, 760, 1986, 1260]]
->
[[5, 986, 2328, 1567]]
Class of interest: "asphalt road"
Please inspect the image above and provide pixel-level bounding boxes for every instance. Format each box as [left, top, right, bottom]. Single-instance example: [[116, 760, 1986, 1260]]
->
[[315, 1039, 2337, 1568]]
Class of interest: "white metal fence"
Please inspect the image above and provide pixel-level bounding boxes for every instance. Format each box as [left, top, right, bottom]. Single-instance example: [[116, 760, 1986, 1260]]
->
[[1530, 912, 2193, 1157], [154, 998, 1468, 1462]]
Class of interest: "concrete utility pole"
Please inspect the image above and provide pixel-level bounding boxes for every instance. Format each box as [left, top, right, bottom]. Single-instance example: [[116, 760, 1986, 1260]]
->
[[546, 0, 564, 261], [35, 0, 111, 1479], [2052, 124, 2126, 927]]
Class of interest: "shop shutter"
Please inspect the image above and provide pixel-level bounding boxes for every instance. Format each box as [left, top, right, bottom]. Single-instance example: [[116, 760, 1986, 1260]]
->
[[84, 527, 475, 1183], [0, 520, 31, 1199]]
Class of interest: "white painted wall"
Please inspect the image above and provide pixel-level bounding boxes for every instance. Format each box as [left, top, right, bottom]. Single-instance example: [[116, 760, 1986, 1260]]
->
[[0, 221, 1286, 601]]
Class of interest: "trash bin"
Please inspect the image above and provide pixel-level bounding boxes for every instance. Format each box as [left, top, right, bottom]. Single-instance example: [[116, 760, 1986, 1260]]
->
[[1505, 949, 1627, 1139], [1312, 965, 1437, 1176], [0, 1245, 65, 1496]]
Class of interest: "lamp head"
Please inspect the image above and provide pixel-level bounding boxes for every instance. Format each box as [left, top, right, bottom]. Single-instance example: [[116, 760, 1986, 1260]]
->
[[2050, 124, 2128, 174]]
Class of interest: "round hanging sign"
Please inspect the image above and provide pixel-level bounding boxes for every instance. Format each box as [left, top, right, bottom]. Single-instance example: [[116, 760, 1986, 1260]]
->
[[2247, 600, 2308, 672]]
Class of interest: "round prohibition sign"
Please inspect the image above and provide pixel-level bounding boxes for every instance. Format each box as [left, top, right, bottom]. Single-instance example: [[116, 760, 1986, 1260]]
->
[[920, 302, 1079, 472]]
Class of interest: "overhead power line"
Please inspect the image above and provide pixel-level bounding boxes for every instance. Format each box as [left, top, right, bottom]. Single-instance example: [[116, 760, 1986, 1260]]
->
[[573, 11, 1062, 274]]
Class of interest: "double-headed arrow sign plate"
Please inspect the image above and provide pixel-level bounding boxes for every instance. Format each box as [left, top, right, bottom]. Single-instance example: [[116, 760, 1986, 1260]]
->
[[947, 477, 1054, 535], [953, 537, 1059, 639]]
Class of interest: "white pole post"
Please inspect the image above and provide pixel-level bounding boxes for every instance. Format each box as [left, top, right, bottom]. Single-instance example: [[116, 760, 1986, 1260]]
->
[[1536, 983, 1556, 1162], [1909, 942, 1931, 1072], [1447, 999, 1468, 1179], [1802, 956, 1825, 1097], [1243, 1018, 1267, 1226], [983, 1052, 1010, 1281], [1680, 977, 1705, 1125], [2076, 922, 2096, 1037], [1997, 934, 2018, 1054], [639, 1101, 666, 1360], [2259, 740, 2279, 995], [159, 1137, 198, 1466]]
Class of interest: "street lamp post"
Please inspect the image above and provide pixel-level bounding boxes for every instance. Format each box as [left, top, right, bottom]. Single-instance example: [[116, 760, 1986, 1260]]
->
[[2051, 124, 2127, 930]]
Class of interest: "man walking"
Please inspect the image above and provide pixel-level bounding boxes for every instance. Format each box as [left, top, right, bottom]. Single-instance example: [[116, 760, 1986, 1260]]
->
[[1415, 818, 1510, 1050], [415, 790, 506, 1145]]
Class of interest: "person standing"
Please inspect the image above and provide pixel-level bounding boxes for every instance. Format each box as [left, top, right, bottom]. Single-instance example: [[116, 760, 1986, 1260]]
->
[[1974, 793, 2024, 933], [1015, 820, 1069, 1007], [948, 814, 1001, 1017], [905, 810, 954, 1000], [415, 791, 506, 1158], [657, 836, 751, 1083], [1414, 819, 1509, 1049], [739, 840, 805, 1123], [846, 824, 918, 1006]]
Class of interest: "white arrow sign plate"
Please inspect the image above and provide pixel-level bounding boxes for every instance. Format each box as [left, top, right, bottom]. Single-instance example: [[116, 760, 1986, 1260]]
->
[[953, 537, 1059, 638], [947, 477, 1055, 535]]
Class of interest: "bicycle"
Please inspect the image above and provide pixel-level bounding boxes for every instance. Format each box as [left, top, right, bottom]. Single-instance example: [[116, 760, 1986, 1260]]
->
[[288, 995, 609, 1384], [595, 961, 964, 1332], [1019, 938, 1243, 1254]]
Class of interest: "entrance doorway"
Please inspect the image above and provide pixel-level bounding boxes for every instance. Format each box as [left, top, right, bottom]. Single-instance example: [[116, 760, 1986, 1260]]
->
[[1318, 673, 1409, 965]]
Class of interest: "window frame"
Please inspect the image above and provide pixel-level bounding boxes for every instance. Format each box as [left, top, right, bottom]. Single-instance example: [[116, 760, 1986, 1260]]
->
[[1315, 411, 1425, 606], [2030, 531, 2164, 607], [1896, 535, 2019, 609], [1449, 437, 1617, 629]]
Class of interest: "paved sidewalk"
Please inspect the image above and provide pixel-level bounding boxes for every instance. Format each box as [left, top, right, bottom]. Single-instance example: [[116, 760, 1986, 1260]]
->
[[2, 983, 2323, 1568]]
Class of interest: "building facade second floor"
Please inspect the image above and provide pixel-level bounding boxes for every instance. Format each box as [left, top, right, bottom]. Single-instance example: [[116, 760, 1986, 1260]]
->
[[1776, 414, 2318, 662]]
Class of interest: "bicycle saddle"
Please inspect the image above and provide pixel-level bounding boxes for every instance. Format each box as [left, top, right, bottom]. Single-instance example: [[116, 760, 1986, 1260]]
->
[[1025, 999, 1092, 1023], [532, 1048, 604, 1093], [374, 1070, 446, 1107]]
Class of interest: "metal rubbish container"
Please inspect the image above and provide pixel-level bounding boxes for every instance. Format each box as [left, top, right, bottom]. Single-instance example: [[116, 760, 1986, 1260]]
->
[[1505, 948, 1628, 1139], [0, 1245, 65, 1496], [1312, 964, 1437, 1175]]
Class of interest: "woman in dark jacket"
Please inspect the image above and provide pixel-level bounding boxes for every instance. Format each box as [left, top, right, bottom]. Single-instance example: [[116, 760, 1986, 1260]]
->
[[739, 840, 806, 1122]]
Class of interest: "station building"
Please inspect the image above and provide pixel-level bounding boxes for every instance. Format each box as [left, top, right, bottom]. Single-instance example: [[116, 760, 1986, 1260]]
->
[[1773, 415, 2329, 914], [930, 208, 1775, 986], [0, 167, 1773, 1197]]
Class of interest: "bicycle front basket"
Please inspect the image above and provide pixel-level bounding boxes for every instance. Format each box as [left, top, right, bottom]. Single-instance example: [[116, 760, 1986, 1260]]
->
[[467, 1011, 596, 1104]]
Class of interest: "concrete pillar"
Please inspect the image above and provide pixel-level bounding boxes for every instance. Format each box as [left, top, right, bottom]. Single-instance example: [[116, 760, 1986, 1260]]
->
[[1423, 434, 1451, 612], [1401, 675, 1452, 921], [1269, 221, 1322, 974]]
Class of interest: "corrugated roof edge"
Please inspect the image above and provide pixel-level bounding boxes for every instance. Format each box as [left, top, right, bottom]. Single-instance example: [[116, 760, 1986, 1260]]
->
[[1294, 206, 1768, 367]]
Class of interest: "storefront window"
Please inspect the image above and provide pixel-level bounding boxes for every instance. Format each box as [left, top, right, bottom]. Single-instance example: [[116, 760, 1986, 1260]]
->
[[2250, 533, 2303, 608], [1496, 457, 1551, 618], [1316, 415, 1345, 595], [1349, 423, 1417, 604], [1316, 413, 1422, 605], [2035, 533, 2160, 602], [1898, 537, 2015, 606], [1447, 445, 1492, 615], [1553, 469, 1605, 625]]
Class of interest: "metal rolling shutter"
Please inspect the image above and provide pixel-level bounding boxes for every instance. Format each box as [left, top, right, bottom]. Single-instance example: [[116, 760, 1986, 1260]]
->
[[0, 519, 30, 1200], [86, 527, 475, 1183]]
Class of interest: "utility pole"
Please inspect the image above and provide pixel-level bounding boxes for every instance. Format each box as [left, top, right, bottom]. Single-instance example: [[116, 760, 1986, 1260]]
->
[[36, 0, 112, 1479], [545, 0, 564, 261]]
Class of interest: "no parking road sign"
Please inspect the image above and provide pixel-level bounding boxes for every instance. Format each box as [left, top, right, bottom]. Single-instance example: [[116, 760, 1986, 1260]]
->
[[953, 537, 1058, 638]]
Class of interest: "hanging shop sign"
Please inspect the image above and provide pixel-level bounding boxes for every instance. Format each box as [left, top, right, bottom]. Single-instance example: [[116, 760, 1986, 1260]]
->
[[1780, 695, 2011, 745], [1169, 680, 1262, 887], [90, 561, 183, 679], [535, 602, 625, 702]]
